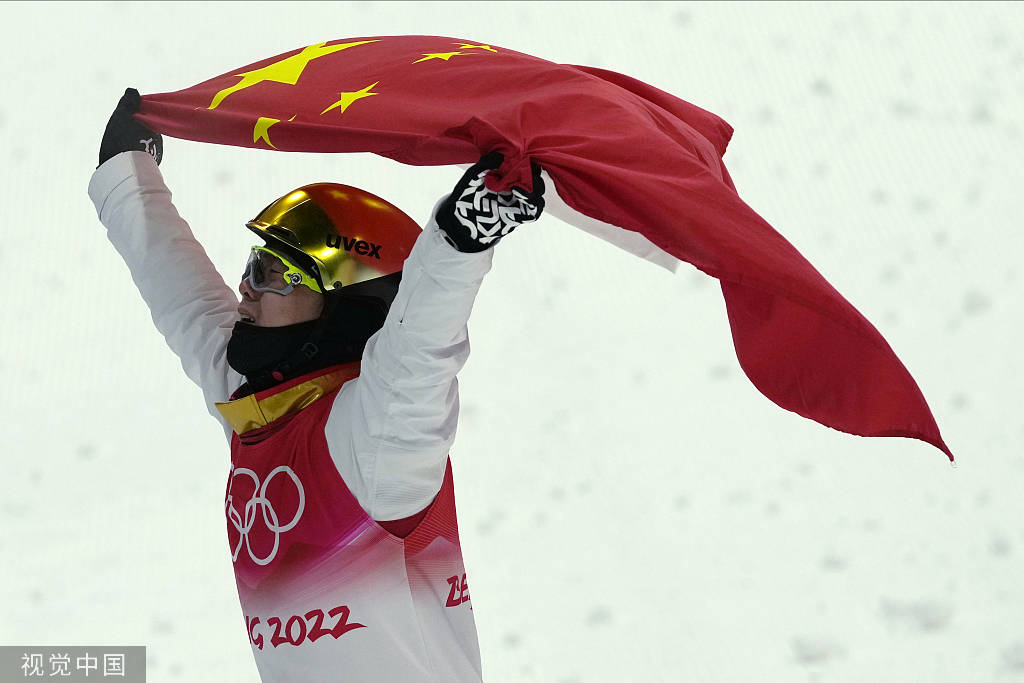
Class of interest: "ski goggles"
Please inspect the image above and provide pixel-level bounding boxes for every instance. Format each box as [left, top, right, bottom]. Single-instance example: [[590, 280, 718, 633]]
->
[[242, 245, 324, 295]]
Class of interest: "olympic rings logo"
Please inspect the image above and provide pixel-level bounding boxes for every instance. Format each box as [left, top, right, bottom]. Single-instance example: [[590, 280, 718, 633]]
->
[[226, 465, 305, 566]]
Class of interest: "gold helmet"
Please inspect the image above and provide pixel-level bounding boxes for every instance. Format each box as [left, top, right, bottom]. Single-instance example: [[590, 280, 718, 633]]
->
[[245, 183, 421, 297]]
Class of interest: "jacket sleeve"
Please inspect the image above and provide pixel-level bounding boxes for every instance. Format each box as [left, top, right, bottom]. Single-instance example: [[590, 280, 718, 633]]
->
[[325, 195, 494, 521], [88, 151, 242, 442]]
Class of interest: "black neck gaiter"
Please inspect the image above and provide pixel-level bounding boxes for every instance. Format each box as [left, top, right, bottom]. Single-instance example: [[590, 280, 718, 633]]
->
[[226, 292, 387, 397], [226, 318, 320, 378]]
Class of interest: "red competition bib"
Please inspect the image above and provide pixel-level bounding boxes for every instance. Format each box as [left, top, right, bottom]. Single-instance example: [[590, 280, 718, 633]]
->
[[222, 363, 481, 682]]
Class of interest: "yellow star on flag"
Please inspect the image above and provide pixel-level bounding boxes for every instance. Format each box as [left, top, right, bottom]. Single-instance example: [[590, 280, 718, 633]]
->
[[454, 43, 498, 53], [321, 82, 380, 115], [412, 51, 467, 64], [209, 40, 379, 110], [253, 115, 296, 149]]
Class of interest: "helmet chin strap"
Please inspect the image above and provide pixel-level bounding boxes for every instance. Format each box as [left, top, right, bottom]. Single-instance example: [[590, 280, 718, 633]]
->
[[267, 312, 330, 382]]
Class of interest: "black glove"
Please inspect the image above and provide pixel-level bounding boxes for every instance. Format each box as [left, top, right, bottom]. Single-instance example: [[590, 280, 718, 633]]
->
[[97, 88, 163, 169], [436, 151, 545, 253]]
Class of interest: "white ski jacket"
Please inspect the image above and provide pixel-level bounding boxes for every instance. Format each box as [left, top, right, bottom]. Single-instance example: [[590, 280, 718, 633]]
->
[[88, 151, 493, 522]]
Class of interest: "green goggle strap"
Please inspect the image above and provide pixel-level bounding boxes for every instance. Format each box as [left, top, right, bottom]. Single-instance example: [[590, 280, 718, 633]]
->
[[251, 245, 324, 295]]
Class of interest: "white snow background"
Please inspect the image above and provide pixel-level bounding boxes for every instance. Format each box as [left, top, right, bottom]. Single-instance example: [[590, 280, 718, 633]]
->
[[1, 2, 1021, 682]]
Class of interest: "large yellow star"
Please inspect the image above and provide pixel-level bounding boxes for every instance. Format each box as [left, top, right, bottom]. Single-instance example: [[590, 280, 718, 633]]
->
[[253, 115, 296, 149], [209, 40, 378, 110], [320, 82, 380, 116], [454, 43, 498, 53], [412, 51, 467, 64]]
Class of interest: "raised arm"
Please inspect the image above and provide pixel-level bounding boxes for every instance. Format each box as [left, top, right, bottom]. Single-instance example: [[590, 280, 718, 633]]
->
[[88, 89, 242, 441], [327, 154, 545, 522]]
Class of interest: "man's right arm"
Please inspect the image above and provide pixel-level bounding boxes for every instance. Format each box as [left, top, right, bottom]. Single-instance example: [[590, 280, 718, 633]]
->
[[88, 151, 242, 441]]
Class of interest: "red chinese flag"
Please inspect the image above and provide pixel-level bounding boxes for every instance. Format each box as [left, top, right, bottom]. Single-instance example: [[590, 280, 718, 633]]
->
[[136, 36, 953, 460]]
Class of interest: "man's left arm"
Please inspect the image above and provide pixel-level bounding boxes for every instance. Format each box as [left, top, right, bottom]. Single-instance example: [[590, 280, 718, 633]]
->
[[325, 154, 545, 522]]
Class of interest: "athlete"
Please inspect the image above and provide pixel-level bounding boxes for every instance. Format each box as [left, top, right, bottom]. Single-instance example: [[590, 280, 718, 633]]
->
[[89, 88, 545, 682]]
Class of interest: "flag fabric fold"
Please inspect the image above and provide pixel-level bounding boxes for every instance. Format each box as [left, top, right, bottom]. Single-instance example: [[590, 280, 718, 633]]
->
[[135, 35, 953, 460]]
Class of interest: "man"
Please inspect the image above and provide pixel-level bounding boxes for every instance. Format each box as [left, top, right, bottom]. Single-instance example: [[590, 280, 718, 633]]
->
[[89, 88, 544, 682]]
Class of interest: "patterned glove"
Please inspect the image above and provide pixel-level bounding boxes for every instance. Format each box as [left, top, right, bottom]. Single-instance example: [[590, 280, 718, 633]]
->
[[436, 151, 545, 253], [98, 88, 163, 168]]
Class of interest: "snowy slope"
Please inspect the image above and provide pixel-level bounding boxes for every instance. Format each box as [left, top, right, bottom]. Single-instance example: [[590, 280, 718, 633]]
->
[[1, 2, 1021, 681]]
